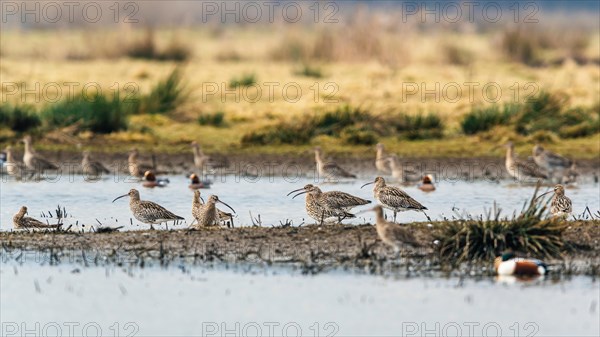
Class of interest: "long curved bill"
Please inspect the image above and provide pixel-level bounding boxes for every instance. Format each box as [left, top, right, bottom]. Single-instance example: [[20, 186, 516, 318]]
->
[[112, 194, 128, 203], [286, 187, 305, 197], [360, 181, 375, 189], [218, 200, 236, 214], [534, 190, 553, 201], [291, 190, 309, 199]]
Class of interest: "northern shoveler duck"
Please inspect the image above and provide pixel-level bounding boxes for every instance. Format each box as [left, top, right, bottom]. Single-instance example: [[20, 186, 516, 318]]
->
[[418, 174, 436, 192], [142, 170, 169, 188], [188, 173, 212, 190], [494, 252, 547, 276]]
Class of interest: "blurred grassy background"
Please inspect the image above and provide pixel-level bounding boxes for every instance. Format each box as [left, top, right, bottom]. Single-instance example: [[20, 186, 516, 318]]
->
[[1, 1, 598, 158]]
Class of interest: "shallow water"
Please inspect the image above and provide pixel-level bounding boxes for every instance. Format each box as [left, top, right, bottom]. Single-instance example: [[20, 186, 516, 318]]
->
[[1, 261, 598, 336], [1, 175, 599, 230]]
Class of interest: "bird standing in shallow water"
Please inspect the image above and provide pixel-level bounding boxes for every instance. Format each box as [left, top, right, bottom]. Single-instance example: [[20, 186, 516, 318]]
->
[[190, 194, 236, 229], [418, 174, 436, 192], [192, 191, 234, 227], [362, 176, 430, 222], [288, 184, 370, 225], [112, 189, 183, 230], [21, 136, 58, 175], [13, 206, 61, 230], [537, 184, 572, 218], [375, 143, 390, 174], [191, 141, 210, 173], [532, 144, 574, 182], [384, 155, 420, 184], [82, 150, 109, 178], [3, 146, 23, 179], [314, 147, 356, 180], [494, 252, 547, 276], [368, 205, 420, 254], [128, 148, 153, 178], [504, 142, 547, 182]]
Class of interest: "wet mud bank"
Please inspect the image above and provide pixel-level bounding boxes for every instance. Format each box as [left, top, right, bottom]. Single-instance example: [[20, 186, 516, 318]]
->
[[1, 221, 599, 276]]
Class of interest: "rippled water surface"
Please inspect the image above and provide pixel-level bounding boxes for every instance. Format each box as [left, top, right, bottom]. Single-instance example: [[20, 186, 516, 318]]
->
[[1, 175, 599, 230], [1, 261, 598, 336]]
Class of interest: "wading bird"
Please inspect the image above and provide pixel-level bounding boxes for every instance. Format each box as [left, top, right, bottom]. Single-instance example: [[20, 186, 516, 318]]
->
[[3, 146, 23, 179], [128, 148, 154, 178], [112, 189, 183, 230], [13, 206, 61, 230], [537, 184, 572, 218], [375, 143, 390, 173], [361, 177, 430, 222], [368, 205, 420, 254], [288, 184, 370, 225], [314, 147, 356, 180], [192, 190, 234, 227], [504, 142, 547, 182], [190, 194, 236, 229], [82, 150, 109, 178], [532, 144, 574, 181], [384, 155, 420, 184], [21, 136, 58, 174]]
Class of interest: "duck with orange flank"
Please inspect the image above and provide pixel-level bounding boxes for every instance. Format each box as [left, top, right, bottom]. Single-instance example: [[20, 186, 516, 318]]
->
[[188, 173, 212, 190], [142, 170, 169, 188], [494, 252, 547, 276], [418, 174, 435, 192]]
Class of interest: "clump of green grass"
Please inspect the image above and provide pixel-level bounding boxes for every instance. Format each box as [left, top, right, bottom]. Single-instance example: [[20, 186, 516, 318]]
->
[[41, 93, 130, 134], [0, 104, 41, 132], [138, 68, 188, 115], [294, 64, 323, 78], [435, 186, 567, 263], [241, 106, 447, 146], [461, 104, 519, 135], [229, 73, 256, 88], [197, 111, 226, 127], [515, 91, 598, 138], [126, 29, 192, 62], [392, 112, 444, 140]]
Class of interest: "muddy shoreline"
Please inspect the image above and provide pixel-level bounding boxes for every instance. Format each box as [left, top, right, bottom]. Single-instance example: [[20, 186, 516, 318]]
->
[[3, 150, 600, 180], [2, 221, 599, 276]]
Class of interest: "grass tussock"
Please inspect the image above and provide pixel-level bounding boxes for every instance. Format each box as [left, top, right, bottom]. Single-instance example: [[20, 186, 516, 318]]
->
[[41, 93, 130, 134], [461, 91, 599, 139], [436, 187, 568, 263], [0, 104, 41, 132], [461, 104, 520, 135], [294, 64, 323, 78], [229, 73, 256, 88], [241, 106, 444, 146], [198, 111, 226, 127], [136, 68, 188, 115], [126, 29, 192, 62]]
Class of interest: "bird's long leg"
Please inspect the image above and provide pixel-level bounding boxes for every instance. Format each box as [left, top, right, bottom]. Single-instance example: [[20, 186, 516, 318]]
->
[[393, 211, 397, 223], [320, 210, 325, 226], [165, 222, 169, 231], [150, 224, 155, 231], [422, 211, 432, 222]]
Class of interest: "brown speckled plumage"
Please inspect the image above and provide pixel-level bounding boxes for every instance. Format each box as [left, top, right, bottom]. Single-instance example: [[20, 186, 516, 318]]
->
[[13, 206, 61, 230], [191, 194, 235, 229], [82, 151, 109, 177], [192, 191, 234, 227], [289, 184, 369, 225], [362, 177, 430, 222], [371, 205, 420, 253], [314, 147, 356, 180], [113, 189, 183, 229], [505, 142, 547, 181], [22, 136, 58, 172]]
